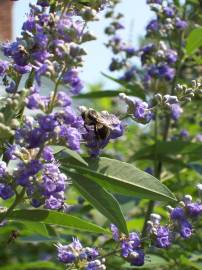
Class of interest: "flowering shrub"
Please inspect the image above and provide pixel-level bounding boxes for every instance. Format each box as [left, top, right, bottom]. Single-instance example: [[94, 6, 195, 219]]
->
[[0, 0, 202, 269]]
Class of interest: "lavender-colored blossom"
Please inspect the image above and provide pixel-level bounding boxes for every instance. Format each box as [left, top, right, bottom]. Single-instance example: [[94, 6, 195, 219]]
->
[[57, 243, 76, 264], [42, 147, 55, 162], [195, 134, 202, 142], [45, 195, 63, 210], [0, 60, 9, 76], [129, 249, 145, 266], [170, 207, 185, 220], [22, 15, 36, 32], [14, 64, 32, 74], [166, 50, 178, 64], [56, 91, 71, 107], [180, 129, 189, 138], [0, 161, 7, 178], [170, 103, 183, 120], [6, 81, 16, 93], [155, 226, 171, 248], [180, 220, 192, 239], [38, 114, 58, 132], [0, 184, 14, 200], [110, 224, 120, 241], [163, 7, 175, 17], [186, 203, 202, 217], [63, 69, 83, 94], [158, 64, 175, 80], [146, 19, 159, 32], [175, 18, 188, 29]]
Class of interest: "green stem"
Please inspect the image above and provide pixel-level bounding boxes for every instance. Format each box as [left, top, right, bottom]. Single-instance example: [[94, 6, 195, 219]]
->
[[0, 187, 26, 223]]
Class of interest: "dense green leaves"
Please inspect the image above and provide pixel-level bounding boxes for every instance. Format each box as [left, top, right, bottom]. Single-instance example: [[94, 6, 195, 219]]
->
[[69, 171, 128, 234], [186, 27, 202, 55], [0, 261, 61, 270], [133, 141, 202, 162], [62, 157, 176, 202], [0, 210, 108, 234]]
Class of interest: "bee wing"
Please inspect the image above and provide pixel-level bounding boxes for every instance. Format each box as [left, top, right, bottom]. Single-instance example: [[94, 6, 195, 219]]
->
[[99, 112, 121, 128]]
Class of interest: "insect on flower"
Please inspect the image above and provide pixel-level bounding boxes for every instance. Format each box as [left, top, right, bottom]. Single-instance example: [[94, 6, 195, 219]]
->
[[79, 106, 121, 142]]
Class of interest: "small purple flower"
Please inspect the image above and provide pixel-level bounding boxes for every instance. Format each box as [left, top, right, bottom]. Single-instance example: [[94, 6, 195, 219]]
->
[[163, 6, 175, 17], [0, 60, 9, 76], [129, 249, 145, 266], [195, 134, 202, 142], [175, 18, 188, 29], [22, 15, 36, 32], [110, 224, 120, 241], [170, 103, 183, 121], [42, 147, 55, 162], [180, 220, 192, 239], [155, 226, 171, 248], [26, 93, 43, 109], [14, 64, 32, 74], [146, 19, 159, 32], [6, 81, 16, 93], [158, 64, 175, 81], [45, 195, 63, 210], [0, 161, 7, 178], [170, 207, 185, 220], [180, 129, 189, 138], [57, 243, 76, 264], [56, 91, 72, 107], [63, 69, 83, 95], [186, 203, 202, 217], [38, 114, 58, 132], [0, 184, 14, 200], [166, 50, 178, 64], [5, 145, 18, 160]]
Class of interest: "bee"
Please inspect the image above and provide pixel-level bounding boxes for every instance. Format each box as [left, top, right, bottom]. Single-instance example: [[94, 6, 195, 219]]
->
[[79, 106, 120, 141]]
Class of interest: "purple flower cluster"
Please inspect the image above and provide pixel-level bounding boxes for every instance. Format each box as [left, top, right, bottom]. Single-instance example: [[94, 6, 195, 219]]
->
[[108, 185, 202, 267], [119, 93, 153, 124], [0, 0, 124, 211], [148, 191, 202, 248], [110, 224, 144, 266], [140, 42, 177, 83], [104, 4, 136, 81], [1, 2, 88, 94], [56, 239, 106, 269], [146, 1, 188, 36]]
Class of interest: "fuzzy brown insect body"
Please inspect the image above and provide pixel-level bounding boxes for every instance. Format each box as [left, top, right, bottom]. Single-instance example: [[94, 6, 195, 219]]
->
[[81, 108, 113, 141]]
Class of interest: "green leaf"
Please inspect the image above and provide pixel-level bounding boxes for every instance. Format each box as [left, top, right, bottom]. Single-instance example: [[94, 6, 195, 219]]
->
[[102, 73, 145, 100], [22, 221, 49, 237], [59, 148, 88, 166], [52, 146, 88, 166], [74, 90, 124, 99], [69, 171, 128, 234], [0, 261, 60, 270], [133, 141, 202, 161], [62, 157, 176, 202], [186, 28, 202, 55], [0, 209, 108, 234]]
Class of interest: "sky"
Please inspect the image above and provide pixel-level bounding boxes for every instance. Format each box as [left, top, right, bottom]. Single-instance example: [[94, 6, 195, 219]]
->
[[13, 1, 153, 87]]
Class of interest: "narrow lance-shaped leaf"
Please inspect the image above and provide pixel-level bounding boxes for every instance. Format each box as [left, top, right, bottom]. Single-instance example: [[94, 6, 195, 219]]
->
[[62, 157, 176, 202], [0, 209, 108, 234], [69, 171, 128, 234]]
